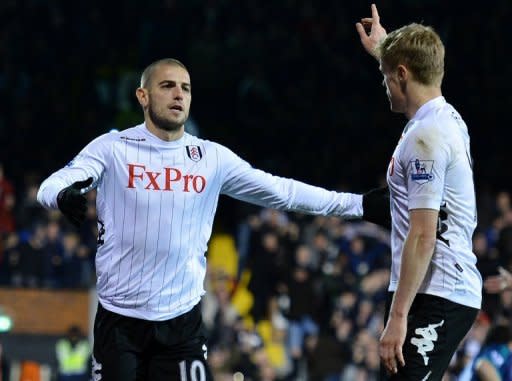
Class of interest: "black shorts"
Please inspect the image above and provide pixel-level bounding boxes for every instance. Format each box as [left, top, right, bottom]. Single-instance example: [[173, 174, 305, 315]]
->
[[381, 293, 478, 381], [92, 302, 213, 381]]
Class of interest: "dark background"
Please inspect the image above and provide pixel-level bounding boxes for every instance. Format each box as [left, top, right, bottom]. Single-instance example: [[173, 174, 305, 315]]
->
[[1, 0, 510, 227]]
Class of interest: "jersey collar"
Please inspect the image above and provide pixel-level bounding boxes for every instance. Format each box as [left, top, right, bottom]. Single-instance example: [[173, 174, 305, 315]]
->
[[411, 96, 446, 122], [138, 123, 188, 147]]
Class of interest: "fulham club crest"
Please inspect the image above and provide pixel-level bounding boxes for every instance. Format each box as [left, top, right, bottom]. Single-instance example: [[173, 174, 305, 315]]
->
[[186, 145, 203, 162]]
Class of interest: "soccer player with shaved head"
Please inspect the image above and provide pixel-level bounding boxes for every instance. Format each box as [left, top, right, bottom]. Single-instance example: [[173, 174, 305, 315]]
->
[[38, 57, 383, 380]]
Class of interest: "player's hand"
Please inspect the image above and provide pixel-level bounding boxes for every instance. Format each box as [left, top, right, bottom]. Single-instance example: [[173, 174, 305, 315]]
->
[[362, 186, 391, 230], [356, 4, 387, 59], [484, 266, 512, 293], [380, 316, 406, 374], [57, 177, 94, 227]]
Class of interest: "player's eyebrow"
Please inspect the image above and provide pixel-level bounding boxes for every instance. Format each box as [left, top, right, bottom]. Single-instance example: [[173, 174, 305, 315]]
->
[[158, 80, 191, 89]]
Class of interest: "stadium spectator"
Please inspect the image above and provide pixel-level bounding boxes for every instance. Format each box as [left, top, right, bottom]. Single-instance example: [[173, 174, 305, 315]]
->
[[462, 324, 512, 381], [17, 223, 46, 288], [16, 182, 47, 232], [283, 262, 320, 378], [0, 232, 20, 286], [0, 163, 16, 234], [247, 229, 284, 323], [41, 219, 65, 288], [55, 325, 91, 381]]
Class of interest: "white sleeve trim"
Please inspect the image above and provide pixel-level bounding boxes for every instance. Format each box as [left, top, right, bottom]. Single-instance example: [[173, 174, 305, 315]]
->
[[408, 195, 442, 210]]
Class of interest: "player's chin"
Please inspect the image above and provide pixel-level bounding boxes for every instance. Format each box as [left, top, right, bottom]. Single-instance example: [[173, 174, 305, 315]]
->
[[161, 114, 182, 126], [158, 118, 186, 132], [174, 115, 188, 127], [168, 111, 188, 124]]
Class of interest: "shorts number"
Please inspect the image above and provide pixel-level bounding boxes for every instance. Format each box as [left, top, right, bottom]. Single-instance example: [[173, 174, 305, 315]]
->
[[179, 360, 206, 381]]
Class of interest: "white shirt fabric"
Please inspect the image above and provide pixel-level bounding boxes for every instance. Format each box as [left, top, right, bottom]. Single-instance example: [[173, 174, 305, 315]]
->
[[386, 96, 482, 309], [37, 123, 363, 320]]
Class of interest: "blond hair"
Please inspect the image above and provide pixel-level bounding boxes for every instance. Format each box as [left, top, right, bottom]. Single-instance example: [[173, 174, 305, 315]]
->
[[376, 23, 445, 87], [140, 58, 188, 88]]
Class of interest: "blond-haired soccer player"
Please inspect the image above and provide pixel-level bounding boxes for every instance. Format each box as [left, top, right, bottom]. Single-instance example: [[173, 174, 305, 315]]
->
[[356, 4, 482, 380], [37, 57, 383, 381]]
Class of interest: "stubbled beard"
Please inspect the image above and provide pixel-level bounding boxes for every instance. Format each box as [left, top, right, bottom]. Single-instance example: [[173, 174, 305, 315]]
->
[[148, 104, 186, 132]]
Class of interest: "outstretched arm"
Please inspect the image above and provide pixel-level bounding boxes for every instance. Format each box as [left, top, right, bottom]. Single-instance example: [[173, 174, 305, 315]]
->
[[218, 144, 363, 219], [355, 4, 387, 59]]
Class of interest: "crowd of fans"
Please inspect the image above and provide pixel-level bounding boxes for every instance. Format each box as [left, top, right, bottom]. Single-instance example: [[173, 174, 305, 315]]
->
[[1, 162, 512, 379], [0, 164, 97, 289], [1, 0, 511, 380], [200, 190, 512, 380]]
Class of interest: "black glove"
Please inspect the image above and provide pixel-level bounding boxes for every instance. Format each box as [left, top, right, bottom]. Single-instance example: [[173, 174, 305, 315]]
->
[[362, 186, 391, 230], [57, 177, 93, 227]]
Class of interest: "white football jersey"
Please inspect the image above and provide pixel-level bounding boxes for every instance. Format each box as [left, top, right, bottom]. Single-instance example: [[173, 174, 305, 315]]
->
[[386, 96, 482, 309], [37, 123, 363, 320]]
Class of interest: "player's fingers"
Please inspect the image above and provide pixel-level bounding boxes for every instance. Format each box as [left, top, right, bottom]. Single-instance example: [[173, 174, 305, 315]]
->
[[73, 177, 94, 190], [396, 344, 405, 367], [386, 357, 397, 374], [371, 3, 380, 23], [380, 343, 395, 373], [361, 18, 373, 24], [389, 355, 397, 374], [356, 22, 368, 39]]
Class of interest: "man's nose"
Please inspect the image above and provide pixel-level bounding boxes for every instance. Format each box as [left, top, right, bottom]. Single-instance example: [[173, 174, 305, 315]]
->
[[173, 87, 184, 99]]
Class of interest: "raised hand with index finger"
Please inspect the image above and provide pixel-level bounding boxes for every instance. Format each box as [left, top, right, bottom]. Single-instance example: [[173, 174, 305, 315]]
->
[[355, 4, 387, 59]]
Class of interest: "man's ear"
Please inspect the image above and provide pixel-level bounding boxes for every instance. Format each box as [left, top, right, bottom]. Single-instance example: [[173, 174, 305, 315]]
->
[[397, 64, 408, 82], [136, 87, 148, 108], [397, 65, 408, 92]]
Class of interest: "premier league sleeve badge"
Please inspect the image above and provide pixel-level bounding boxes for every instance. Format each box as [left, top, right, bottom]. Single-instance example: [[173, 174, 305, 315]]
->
[[409, 159, 434, 184]]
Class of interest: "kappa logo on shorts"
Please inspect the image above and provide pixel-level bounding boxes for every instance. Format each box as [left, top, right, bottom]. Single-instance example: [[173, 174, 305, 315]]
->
[[186, 145, 203, 162], [410, 159, 434, 184], [410, 320, 444, 366]]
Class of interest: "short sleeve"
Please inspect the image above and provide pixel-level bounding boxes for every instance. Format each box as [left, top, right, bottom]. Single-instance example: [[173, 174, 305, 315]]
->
[[399, 126, 451, 211]]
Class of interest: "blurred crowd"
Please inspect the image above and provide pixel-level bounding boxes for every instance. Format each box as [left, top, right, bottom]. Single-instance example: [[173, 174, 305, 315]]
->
[[2, 162, 512, 380], [201, 190, 512, 381], [1, 0, 511, 380], [0, 163, 97, 289]]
